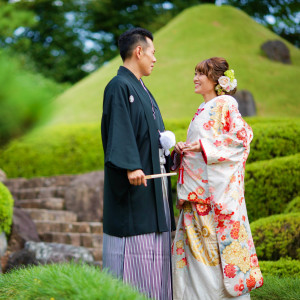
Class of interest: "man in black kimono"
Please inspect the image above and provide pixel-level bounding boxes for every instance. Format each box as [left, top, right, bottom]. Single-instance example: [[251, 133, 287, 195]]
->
[[101, 28, 175, 299]]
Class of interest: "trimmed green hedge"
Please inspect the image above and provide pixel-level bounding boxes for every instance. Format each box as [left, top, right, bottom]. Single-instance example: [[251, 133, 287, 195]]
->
[[247, 121, 300, 163], [251, 213, 300, 261], [165, 119, 300, 163], [259, 258, 300, 277], [0, 124, 103, 178], [245, 153, 300, 221], [284, 196, 300, 214], [0, 182, 14, 235], [172, 153, 300, 220], [0, 119, 299, 179]]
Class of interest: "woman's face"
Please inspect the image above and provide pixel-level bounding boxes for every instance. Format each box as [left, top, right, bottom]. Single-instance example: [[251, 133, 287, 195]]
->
[[193, 71, 216, 95]]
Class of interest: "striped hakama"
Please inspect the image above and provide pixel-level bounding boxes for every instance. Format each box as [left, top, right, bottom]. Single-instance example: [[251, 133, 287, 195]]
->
[[103, 150, 172, 300]]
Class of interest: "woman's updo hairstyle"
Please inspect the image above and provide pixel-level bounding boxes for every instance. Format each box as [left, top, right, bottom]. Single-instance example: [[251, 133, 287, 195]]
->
[[195, 57, 237, 95]]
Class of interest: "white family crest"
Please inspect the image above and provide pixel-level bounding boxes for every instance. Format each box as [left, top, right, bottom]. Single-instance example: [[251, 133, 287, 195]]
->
[[129, 95, 134, 103]]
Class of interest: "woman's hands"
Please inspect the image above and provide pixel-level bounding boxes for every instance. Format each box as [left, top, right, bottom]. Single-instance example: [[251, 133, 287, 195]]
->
[[174, 141, 186, 154], [184, 140, 202, 152], [174, 140, 202, 154], [176, 199, 185, 210]]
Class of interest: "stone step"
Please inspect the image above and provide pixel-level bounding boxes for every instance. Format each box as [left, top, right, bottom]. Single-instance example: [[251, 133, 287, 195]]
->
[[87, 247, 103, 261], [40, 232, 102, 248], [10, 186, 65, 200], [16, 198, 65, 210], [34, 221, 103, 234], [21, 208, 77, 222], [3, 175, 76, 190]]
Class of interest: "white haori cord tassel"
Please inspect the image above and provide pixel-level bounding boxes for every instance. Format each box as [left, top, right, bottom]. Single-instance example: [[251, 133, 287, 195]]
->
[[159, 130, 176, 156]]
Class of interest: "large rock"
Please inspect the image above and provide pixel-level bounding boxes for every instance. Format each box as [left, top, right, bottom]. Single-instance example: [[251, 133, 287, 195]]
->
[[261, 40, 291, 64], [0, 169, 6, 182], [4, 248, 38, 273], [8, 208, 40, 252], [64, 171, 104, 222], [233, 90, 256, 117], [5, 242, 94, 272]]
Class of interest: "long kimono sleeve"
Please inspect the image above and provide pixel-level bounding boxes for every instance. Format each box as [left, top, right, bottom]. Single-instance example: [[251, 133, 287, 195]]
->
[[199, 96, 263, 296], [200, 97, 253, 166], [101, 81, 142, 171]]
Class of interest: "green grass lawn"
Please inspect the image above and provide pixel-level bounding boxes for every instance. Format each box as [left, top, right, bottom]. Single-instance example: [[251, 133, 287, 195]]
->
[[251, 276, 300, 300], [0, 263, 148, 300], [47, 4, 300, 126]]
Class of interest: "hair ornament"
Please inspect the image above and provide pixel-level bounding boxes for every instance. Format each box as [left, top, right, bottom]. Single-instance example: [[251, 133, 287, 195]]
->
[[215, 69, 237, 95]]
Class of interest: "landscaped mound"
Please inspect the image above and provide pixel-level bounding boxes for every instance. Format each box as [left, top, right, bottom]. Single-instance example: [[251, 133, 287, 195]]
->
[[251, 213, 300, 261], [0, 263, 147, 300], [48, 4, 300, 126]]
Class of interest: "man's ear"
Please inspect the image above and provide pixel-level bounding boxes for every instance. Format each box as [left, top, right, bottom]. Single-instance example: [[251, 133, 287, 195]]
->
[[135, 45, 143, 59]]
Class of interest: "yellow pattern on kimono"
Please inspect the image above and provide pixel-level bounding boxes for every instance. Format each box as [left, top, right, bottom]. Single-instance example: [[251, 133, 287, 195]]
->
[[185, 202, 220, 266]]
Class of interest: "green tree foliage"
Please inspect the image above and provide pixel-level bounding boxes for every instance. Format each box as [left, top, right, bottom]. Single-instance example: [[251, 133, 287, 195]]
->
[[84, 0, 210, 63], [2, 0, 97, 83], [222, 0, 299, 47], [1, 0, 215, 83], [1, 1, 298, 84], [0, 0, 35, 37], [0, 51, 64, 146]]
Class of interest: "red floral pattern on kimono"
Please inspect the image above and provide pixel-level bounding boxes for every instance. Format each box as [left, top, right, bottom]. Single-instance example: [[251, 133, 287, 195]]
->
[[172, 96, 263, 299]]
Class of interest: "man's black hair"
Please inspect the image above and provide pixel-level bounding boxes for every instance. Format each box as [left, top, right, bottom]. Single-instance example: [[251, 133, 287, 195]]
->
[[118, 27, 153, 62]]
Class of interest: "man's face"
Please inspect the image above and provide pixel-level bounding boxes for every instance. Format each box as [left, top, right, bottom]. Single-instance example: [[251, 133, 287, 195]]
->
[[139, 37, 156, 76]]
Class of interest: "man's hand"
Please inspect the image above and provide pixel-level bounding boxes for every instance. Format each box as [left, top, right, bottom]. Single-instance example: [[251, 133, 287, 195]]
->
[[127, 169, 147, 187]]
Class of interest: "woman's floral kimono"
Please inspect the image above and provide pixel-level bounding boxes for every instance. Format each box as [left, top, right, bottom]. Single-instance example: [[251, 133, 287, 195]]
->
[[172, 95, 263, 299]]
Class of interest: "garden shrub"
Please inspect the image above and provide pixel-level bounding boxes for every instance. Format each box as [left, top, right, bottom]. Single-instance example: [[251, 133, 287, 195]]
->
[[0, 182, 14, 235], [247, 121, 300, 163], [0, 119, 299, 179], [171, 118, 300, 164], [245, 153, 300, 221], [250, 213, 300, 261], [284, 196, 300, 214], [0, 262, 147, 300], [171, 153, 300, 220], [0, 123, 103, 178], [166, 118, 300, 163], [259, 258, 300, 277]]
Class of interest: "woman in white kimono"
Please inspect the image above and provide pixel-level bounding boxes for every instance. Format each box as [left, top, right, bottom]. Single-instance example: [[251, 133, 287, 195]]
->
[[171, 57, 263, 299]]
